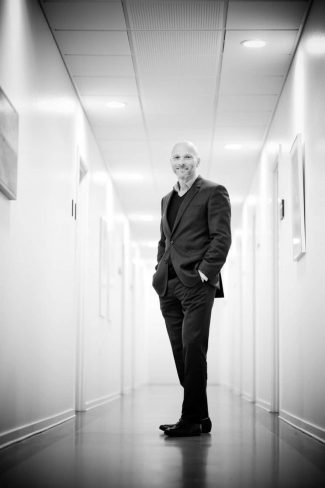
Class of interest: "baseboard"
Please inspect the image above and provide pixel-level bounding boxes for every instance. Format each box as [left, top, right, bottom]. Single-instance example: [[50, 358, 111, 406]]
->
[[85, 392, 121, 411], [280, 409, 325, 444], [0, 409, 75, 450], [256, 398, 272, 412], [242, 392, 254, 403]]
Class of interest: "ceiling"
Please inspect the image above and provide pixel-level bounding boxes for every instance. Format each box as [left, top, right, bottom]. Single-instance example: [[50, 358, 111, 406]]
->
[[40, 0, 310, 261]]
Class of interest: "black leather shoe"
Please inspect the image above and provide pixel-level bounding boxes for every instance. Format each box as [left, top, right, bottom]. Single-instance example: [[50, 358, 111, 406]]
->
[[165, 420, 201, 437], [160, 417, 212, 434]]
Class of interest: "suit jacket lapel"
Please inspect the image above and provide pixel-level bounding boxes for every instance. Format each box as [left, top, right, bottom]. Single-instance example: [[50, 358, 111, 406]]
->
[[171, 177, 202, 235], [162, 190, 173, 237]]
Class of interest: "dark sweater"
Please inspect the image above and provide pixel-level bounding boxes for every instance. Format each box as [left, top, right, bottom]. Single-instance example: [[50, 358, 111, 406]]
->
[[167, 190, 186, 278]]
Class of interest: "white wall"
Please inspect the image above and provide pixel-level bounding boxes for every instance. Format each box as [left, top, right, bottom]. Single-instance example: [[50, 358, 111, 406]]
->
[[0, 0, 147, 448], [215, 0, 325, 442]]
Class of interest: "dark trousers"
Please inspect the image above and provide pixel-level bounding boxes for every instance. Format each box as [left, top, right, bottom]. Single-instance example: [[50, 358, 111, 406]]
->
[[159, 276, 216, 423]]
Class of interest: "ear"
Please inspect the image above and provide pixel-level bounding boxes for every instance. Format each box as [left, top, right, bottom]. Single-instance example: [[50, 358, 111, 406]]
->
[[197, 158, 201, 166]]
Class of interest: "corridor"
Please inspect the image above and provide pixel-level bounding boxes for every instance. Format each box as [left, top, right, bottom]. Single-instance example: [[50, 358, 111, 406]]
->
[[1, 0, 325, 485], [1, 386, 325, 488]]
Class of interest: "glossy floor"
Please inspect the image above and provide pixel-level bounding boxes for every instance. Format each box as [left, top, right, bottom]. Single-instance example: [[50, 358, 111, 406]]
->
[[0, 386, 325, 488]]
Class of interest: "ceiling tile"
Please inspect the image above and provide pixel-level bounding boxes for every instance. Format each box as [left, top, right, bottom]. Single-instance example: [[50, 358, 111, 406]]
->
[[42, 1, 126, 30], [107, 159, 152, 176], [224, 30, 299, 56], [142, 95, 215, 115], [137, 55, 221, 78], [81, 95, 142, 115], [148, 127, 214, 141], [218, 94, 278, 112], [87, 111, 143, 129], [93, 123, 147, 141], [213, 125, 267, 142], [146, 113, 214, 134], [73, 76, 138, 96], [131, 31, 223, 76], [55, 31, 131, 55], [64, 55, 134, 77], [219, 74, 285, 95], [126, 0, 225, 30], [140, 76, 217, 99], [99, 140, 149, 156], [227, 1, 309, 30], [222, 54, 292, 78], [216, 110, 272, 126]]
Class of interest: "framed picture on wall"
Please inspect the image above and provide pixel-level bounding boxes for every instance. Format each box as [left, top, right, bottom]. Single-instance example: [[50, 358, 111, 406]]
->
[[290, 134, 306, 261], [0, 87, 19, 200]]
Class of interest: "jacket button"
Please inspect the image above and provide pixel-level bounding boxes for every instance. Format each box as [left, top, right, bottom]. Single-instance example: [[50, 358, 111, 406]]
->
[[171, 240, 174, 245]]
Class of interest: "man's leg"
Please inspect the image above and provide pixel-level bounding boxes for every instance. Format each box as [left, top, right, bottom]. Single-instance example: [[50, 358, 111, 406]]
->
[[180, 281, 216, 423], [159, 277, 185, 386]]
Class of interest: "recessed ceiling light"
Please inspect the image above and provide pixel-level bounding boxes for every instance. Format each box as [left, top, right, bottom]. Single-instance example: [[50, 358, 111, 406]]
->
[[224, 143, 242, 150], [241, 39, 266, 49], [106, 101, 126, 109]]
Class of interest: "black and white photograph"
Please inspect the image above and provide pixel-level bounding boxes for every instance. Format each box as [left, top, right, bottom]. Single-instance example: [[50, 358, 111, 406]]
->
[[0, 1, 325, 487]]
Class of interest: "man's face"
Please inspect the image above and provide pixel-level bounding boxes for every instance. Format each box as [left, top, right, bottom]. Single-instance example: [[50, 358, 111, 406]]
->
[[170, 143, 200, 182]]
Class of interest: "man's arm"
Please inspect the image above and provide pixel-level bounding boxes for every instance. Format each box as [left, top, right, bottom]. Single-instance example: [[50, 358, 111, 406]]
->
[[198, 185, 231, 280], [156, 198, 166, 268]]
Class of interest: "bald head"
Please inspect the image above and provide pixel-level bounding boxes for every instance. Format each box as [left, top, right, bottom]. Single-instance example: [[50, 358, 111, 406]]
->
[[171, 140, 200, 160], [170, 140, 200, 184]]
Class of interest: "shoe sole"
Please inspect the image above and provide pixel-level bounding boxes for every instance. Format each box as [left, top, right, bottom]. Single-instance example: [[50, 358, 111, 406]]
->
[[160, 424, 211, 434]]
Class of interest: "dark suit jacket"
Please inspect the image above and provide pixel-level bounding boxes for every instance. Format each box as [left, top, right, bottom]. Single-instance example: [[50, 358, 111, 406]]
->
[[152, 176, 232, 297]]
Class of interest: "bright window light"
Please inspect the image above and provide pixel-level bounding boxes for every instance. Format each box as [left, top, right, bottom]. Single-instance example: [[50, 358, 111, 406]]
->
[[241, 39, 266, 49], [106, 101, 126, 109], [224, 143, 242, 150]]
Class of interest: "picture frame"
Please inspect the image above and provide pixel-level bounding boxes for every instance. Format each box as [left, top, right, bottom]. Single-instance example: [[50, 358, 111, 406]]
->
[[0, 87, 19, 200], [290, 134, 306, 261]]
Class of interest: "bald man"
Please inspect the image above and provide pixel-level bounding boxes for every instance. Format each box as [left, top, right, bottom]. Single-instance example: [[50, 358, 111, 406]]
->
[[152, 141, 231, 437]]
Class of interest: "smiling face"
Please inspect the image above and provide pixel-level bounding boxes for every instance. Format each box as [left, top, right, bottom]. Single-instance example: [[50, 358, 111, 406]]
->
[[170, 141, 200, 183]]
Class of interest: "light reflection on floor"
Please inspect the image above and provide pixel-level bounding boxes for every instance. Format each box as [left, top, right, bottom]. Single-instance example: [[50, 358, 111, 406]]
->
[[0, 385, 324, 488]]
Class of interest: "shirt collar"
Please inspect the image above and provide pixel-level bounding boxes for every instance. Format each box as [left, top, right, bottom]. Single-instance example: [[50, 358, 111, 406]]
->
[[173, 174, 199, 194]]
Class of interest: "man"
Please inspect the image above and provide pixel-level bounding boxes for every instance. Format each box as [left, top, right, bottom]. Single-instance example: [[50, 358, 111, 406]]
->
[[152, 140, 231, 437]]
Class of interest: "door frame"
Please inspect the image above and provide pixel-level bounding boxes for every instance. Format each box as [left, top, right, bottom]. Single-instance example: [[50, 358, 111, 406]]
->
[[75, 150, 89, 412], [271, 150, 281, 413], [252, 211, 257, 403]]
